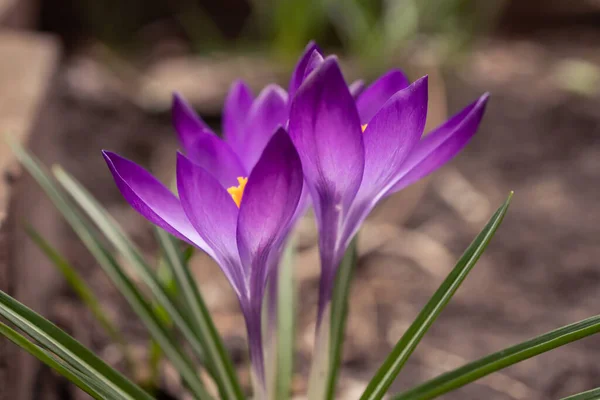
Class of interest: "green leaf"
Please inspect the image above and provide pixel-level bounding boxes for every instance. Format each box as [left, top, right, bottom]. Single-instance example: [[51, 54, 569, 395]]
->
[[276, 234, 297, 400], [360, 192, 513, 400], [156, 253, 179, 297], [327, 236, 358, 399], [53, 166, 211, 368], [25, 225, 136, 375], [266, 234, 297, 400], [307, 237, 358, 400], [155, 228, 244, 400], [0, 290, 152, 400], [562, 387, 600, 400], [53, 166, 234, 396], [183, 246, 195, 263], [147, 340, 163, 390], [9, 141, 211, 400], [0, 320, 117, 399], [394, 315, 600, 400]]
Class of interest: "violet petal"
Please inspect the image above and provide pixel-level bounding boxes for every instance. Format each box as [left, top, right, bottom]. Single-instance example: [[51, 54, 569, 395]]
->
[[289, 56, 364, 219], [223, 80, 254, 153], [356, 69, 410, 124], [302, 50, 325, 81], [184, 130, 247, 189], [176, 153, 245, 295], [360, 76, 429, 196], [289, 41, 322, 99], [340, 77, 429, 249], [102, 151, 209, 251], [241, 84, 289, 171], [387, 93, 490, 195], [237, 128, 303, 299], [172, 93, 210, 153], [349, 79, 365, 98]]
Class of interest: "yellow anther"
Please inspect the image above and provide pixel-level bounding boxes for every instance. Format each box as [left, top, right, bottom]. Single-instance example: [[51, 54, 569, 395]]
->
[[227, 177, 248, 208], [361, 124, 368, 132]]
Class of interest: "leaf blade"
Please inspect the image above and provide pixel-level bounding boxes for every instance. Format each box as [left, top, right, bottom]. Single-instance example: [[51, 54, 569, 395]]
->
[[0, 320, 117, 400], [307, 236, 359, 400], [360, 193, 513, 400], [53, 166, 208, 364], [265, 234, 297, 400], [326, 236, 358, 399], [25, 225, 136, 375], [155, 228, 244, 400], [562, 387, 600, 400], [9, 141, 211, 399], [394, 315, 600, 400], [0, 290, 151, 400]]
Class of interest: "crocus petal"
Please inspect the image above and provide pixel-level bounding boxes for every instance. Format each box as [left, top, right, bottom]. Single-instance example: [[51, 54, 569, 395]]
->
[[172, 93, 210, 153], [237, 128, 303, 299], [387, 93, 490, 195], [360, 76, 429, 196], [223, 80, 254, 152], [290, 182, 311, 227], [102, 151, 209, 251], [289, 41, 322, 99], [183, 130, 247, 189], [340, 76, 429, 250], [302, 50, 325, 81], [176, 153, 245, 295], [289, 56, 364, 217], [240, 84, 289, 171], [349, 79, 365, 98], [289, 57, 365, 299], [356, 69, 410, 124]]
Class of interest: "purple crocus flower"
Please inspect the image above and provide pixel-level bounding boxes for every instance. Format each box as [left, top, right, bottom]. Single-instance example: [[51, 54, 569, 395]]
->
[[102, 128, 304, 395], [171, 41, 321, 177], [288, 56, 490, 322], [167, 46, 321, 363]]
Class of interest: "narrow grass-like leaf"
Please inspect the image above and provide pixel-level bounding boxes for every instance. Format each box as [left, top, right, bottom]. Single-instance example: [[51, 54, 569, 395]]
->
[[326, 237, 359, 399], [25, 225, 136, 375], [54, 166, 240, 395], [183, 246, 195, 263], [156, 254, 179, 297], [0, 290, 151, 400], [156, 228, 244, 400], [0, 320, 117, 400], [147, 340, 163, 390], [360, 193, 513, 400], [9, 142, 211, 399], [307, 237, 358, 400], [53, 166, 212, 367], [562, 387, 600, 400], [276, 235, 297, 400], [394, 315, 600, 400], [266, 234, 297, 400]]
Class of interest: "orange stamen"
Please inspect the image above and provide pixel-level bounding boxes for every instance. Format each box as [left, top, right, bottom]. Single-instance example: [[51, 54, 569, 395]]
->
[[227, 177, 248, 208]]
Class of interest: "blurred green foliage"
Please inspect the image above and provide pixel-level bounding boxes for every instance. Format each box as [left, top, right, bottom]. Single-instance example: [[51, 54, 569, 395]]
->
[[61, 0, 505, 73], [256, 0, 506, 70]]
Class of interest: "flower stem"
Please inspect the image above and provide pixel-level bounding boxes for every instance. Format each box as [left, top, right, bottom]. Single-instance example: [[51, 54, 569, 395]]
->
[[308, 303, 333, 400], [308, 237, 358, 400], [246, 306, 266, 399]]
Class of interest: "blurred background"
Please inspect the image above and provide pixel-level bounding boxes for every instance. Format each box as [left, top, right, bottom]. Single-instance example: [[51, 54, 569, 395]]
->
[[1, 0, 600, 399]]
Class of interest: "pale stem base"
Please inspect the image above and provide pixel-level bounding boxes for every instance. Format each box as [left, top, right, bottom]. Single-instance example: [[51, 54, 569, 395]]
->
[[307, 303, 332, 400]]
